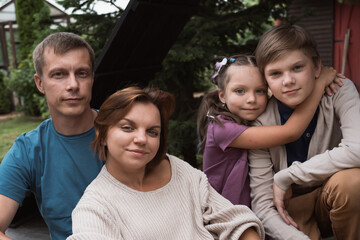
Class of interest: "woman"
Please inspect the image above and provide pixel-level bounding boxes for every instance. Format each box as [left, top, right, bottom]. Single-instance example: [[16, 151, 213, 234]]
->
[[67, 87, 264, 240]]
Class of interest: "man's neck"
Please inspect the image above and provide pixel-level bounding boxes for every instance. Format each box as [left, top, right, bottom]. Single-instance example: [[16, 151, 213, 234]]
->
[[52, 108, 97, 136]]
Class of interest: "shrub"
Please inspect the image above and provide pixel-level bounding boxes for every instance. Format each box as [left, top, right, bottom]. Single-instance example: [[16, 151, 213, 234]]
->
[[4, 59, 41, 116], [0, 72, 12, 114]]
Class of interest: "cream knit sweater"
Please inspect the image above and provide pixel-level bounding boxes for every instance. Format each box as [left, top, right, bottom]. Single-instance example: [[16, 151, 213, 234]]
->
[[67, 154, 264, 240]]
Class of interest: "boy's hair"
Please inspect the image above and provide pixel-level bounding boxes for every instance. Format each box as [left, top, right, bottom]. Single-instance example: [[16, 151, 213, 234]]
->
[[92, 86, 175, 172], [255, 24, 320, 74], [33, 32, 95, 77], [197, 55, 258, 153]]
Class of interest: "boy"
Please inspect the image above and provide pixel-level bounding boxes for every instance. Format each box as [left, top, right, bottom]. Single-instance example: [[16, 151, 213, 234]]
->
[[249, 24, 360, 239]]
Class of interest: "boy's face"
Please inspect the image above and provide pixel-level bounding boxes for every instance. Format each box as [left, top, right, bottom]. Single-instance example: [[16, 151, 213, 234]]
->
[[263, 50, 321, 109]]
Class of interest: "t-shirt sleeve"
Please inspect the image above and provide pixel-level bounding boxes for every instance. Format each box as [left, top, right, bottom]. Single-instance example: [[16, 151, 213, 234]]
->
[[211, 119, 248, 151], [0, 135, 32, 204], [200, 173, 265, 240]]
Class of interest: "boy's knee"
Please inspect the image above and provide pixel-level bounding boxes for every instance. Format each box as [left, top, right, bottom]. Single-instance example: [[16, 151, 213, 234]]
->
[[325, 168, 360, 210]]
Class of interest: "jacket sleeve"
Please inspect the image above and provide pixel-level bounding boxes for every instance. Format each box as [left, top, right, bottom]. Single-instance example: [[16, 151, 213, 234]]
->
[[274, 78, 360, 191], [200, 173, 265, 240], [248, 146, 310, 240]]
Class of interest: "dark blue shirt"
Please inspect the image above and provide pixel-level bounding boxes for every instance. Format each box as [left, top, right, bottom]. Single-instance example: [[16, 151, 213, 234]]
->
[[277, 100, 318, 167]]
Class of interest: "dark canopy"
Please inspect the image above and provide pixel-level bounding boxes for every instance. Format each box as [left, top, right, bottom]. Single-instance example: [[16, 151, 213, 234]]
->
[[91, 0, 200, 108]]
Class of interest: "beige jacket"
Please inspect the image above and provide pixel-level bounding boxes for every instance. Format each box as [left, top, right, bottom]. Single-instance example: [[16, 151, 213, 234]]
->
[[248, 78, 360, 239]]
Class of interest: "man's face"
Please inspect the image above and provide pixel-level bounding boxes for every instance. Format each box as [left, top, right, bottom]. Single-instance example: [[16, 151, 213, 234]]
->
[[34, 47, 94, 119], [263, 50, 321, 109]]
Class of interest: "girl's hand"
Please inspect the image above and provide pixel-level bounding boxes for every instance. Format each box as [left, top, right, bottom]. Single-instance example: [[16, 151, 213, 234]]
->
[[325, 72, 345, 96], [318, 66, 345, 96]]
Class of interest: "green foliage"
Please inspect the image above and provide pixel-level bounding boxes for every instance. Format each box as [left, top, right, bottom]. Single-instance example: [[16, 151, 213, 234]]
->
[[15, 0, 46, 61], [6, 0, 53, 116], [0, 72, 12, 114], [33, 93, 50, 119], [337, 0, 360, 3], [5, 59, 41, 116], [150, 0, 290, 165], [168, 119, 199, 167], [57, 0, 122, 58]]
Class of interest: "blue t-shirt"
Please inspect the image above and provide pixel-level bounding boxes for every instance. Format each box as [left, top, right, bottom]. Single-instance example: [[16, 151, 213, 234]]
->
[[0, 118, 104, 240]]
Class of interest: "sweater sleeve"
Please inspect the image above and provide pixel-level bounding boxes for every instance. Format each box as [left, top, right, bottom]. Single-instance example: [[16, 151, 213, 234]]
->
[[248, 146, 310, 240], [67, 197, 123, 240], [200, 173, 265, 240], [274, 78, 360, 190]]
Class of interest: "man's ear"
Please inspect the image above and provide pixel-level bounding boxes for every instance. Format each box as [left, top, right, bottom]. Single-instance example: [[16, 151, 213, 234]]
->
[[34, 74, 45, 94], [315, 58, 322, 78], [218, 89, 226, 104]]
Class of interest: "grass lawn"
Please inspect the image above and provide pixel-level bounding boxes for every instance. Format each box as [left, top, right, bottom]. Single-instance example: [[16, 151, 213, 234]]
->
[[0, 115, 43, 162]]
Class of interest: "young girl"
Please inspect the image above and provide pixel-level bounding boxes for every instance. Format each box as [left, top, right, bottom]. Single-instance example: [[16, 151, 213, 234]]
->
[[197, 55, 340, 207]]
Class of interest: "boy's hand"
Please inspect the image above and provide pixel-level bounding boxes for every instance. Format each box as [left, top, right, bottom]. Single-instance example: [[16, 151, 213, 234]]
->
[[273, 182, 298, 228]]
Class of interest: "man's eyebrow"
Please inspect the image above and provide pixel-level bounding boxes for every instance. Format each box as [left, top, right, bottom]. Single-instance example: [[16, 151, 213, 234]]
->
[[48, 67, 66, 73]]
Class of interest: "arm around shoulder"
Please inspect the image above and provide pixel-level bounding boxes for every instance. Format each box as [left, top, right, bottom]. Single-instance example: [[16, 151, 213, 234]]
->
[[275, 78, 360, 190], [230, 67, 337, 150]]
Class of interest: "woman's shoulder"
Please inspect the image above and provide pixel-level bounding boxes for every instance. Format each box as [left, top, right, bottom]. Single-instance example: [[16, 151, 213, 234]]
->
[[167, 154, 205, 180], [76, 166, 120, 208], [168, 154, 196, 169]]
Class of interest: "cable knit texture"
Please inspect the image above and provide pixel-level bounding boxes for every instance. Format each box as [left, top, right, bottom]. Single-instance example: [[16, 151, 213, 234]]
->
[[67, 154, 264, 240]]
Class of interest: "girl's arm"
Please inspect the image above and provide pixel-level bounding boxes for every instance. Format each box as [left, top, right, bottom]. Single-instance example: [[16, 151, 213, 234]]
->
[[238, 228, 261, 240], [230, 66, 340, 149]]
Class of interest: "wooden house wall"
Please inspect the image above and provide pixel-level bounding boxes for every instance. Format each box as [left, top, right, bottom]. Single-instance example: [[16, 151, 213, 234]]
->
[[287, 0, 334, 66]]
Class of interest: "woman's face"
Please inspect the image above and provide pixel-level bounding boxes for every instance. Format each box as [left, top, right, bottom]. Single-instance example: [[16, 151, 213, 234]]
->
[[105, 102, 161, 176]]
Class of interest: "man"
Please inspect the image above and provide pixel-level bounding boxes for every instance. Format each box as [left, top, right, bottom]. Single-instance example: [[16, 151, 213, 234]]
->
[[0, 32, 104, 240], [249, 24, 360, 239]]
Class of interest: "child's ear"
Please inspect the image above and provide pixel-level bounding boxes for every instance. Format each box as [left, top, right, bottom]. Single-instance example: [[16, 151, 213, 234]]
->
[[218, 89, 226, 104], [314, 59, 322, 78]]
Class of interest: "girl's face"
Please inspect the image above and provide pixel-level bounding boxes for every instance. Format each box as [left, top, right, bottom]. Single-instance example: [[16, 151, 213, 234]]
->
[[104, 102, 161, 177], [219, 65, 268, 121]]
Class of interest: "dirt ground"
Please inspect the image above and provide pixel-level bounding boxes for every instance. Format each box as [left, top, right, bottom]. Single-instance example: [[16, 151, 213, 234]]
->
[[0, 112, 22, 122]]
